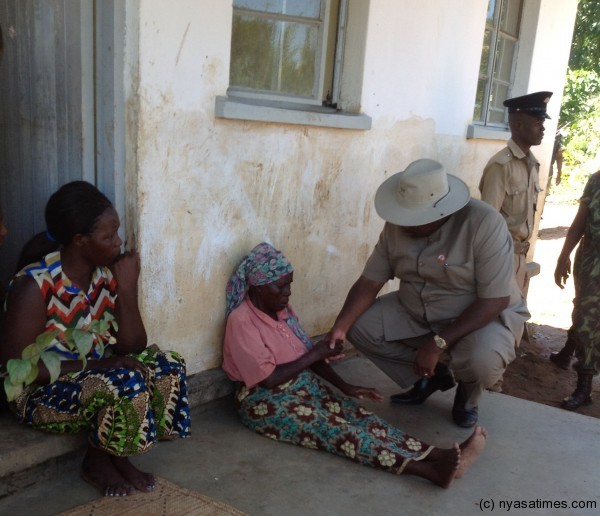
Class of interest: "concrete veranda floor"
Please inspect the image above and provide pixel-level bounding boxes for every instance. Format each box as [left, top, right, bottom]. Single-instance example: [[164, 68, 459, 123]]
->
[[1, 356, 599, 516]]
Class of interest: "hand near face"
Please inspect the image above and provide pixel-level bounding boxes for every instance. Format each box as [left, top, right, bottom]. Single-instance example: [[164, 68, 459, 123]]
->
[[110, 250, 141, 293]]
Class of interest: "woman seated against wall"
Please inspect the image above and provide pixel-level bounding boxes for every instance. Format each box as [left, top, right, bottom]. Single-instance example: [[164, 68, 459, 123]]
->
[[0, 181, 190, 497], [222, 242, 487, 488]]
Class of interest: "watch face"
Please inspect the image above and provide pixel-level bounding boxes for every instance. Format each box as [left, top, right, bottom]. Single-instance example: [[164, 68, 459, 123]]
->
[[434, 335, 447, 349]]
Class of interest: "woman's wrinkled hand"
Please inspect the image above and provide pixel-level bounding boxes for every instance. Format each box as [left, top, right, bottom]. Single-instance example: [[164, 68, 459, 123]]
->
[[343, 384, 384, 402], [321, 331, 347, 362], [313, 339, 344, 361]]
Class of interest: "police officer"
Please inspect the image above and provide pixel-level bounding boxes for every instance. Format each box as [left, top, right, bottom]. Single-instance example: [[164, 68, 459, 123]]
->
[[479, 91, 553, 295]]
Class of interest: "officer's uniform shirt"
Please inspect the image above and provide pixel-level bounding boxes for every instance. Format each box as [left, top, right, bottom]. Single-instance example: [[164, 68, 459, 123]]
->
[[479, 139, 542, 254]]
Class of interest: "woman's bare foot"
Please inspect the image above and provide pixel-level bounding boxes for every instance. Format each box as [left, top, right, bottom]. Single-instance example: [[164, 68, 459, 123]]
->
[[112, 456, 157, 493], [403, 443, 460, 488], [81, 446, 133, 497], [455, 425, 488, 479]]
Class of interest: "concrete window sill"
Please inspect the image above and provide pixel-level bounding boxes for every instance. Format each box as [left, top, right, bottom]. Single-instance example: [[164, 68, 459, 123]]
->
[[215, 96, 372, 131], [467, 124, 511, 141]]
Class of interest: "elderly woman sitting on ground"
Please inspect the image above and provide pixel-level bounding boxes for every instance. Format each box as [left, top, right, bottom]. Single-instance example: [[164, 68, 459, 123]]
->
[[222, 242, 487, 488]]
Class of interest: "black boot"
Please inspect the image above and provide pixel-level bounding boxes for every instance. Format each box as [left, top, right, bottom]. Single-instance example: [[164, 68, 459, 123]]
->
[[561, 370, 594, 411], [390, 363, 455, 405], [550, 334, 576, 370]]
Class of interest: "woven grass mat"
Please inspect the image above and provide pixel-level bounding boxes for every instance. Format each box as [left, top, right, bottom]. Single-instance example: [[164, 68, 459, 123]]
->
[[58, 477, 247, 516]]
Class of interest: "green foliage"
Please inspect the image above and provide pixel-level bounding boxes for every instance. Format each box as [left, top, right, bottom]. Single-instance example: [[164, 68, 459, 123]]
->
[[2, 315, 117, 402], [559, 68, 600, 130], [554, 0, 600, 192], [566, 109, 600, 161], [568, 0, 600, 73]]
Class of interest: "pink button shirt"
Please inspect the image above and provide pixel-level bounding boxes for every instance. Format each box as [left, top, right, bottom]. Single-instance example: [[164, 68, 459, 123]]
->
[[223, 298, 308, 388]]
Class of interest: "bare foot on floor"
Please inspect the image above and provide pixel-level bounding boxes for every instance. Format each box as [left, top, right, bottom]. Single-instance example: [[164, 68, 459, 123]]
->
[[81, 446, 133, 497], [404, 443, 461, 488], [112, 456, 157, 492], [455, 425, 488, 479]]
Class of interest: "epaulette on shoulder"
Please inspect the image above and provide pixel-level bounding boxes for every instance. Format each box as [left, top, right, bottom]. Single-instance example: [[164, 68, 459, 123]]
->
[[491, 148, 513, 166]]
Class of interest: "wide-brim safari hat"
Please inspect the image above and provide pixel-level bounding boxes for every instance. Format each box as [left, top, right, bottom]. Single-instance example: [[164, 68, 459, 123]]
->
[[374, 159, 470, 226]]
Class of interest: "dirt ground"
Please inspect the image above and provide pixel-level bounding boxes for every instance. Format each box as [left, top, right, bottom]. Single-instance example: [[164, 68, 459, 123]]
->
[[500, 200, 600, 419]]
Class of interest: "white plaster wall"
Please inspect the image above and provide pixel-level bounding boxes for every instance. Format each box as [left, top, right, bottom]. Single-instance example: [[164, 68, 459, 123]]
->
[[130, 0, 578, 375]]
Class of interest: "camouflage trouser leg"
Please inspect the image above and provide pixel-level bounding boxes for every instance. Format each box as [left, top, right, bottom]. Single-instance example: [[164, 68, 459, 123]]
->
[[572, 247, 600, 373]]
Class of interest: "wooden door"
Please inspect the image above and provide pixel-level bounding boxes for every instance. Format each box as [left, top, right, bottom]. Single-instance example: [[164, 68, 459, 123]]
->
[[0, 0, 124, 286]]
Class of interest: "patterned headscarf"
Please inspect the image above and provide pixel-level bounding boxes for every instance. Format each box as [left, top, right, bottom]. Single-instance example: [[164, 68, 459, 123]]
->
[[226, 242, 293, 316], [225, 242, 312, 349]]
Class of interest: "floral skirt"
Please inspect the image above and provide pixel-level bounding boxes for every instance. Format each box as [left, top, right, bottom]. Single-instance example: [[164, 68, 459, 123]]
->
[[10, 345, 191, 456], [235, 369, 432, 474]]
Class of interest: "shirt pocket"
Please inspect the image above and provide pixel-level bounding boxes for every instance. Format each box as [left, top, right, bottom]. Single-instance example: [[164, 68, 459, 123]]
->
[[426, 259, 474, 292], [504, 176, 528, 218], [506, 173, 528, 197]]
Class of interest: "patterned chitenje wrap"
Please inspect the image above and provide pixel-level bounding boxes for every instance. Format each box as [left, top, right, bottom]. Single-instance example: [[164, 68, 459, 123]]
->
[[236, 369, 433, 474]]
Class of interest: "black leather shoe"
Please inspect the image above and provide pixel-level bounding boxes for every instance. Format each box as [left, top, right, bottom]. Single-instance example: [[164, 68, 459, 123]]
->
[[452, 382, 478, 427], [390, 363, 456, 405]]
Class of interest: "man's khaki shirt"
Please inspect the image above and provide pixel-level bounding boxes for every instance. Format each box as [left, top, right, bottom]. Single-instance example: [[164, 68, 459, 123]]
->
[[479, 139, 541, 250], [362, 199, 529, 342]]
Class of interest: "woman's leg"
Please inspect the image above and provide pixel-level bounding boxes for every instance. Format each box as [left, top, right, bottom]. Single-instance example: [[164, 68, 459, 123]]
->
[[403, 426, 487, 487], [14, 365, 159, 494], [134, 345, 191, 440], [81, 444, 133, 497], [316, 376, 487, 484], [237, 371, 486, 486], [110, 456, 156, 493]]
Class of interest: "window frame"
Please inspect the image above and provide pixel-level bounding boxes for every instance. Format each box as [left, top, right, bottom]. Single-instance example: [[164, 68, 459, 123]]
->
[[216, 0, 371, 130], [228, 0, 334, 107], [473, 0, 523, 129]]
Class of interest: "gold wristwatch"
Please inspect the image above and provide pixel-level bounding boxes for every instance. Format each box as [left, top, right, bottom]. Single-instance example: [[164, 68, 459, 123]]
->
[[433, 334, 447, 351]]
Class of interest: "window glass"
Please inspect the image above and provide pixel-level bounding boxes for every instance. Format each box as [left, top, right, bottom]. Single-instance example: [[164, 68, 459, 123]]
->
[[472, 0, 522, 126], [230, 14, 318, 97], [474, 78, 486, 120], [494, 37, 516, 82], [486, 0, 497, 22], [488, 82, 510, 123], [234, 0, 322, 19], [499, 0, 521, 36], [478, 29, 493, 78], [229, 0, 333, 104]]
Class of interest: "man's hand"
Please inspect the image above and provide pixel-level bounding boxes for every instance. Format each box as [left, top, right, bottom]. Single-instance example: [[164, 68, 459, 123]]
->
[[413, 337, 443, 377], [554, 256, 571, 288], [322, 330, 347, 362]]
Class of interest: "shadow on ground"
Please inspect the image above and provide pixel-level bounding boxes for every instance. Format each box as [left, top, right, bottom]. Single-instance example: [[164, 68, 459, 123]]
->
[[502, 322, 600, 419]]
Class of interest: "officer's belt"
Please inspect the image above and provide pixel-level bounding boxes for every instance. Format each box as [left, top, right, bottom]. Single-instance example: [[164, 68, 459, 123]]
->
[[513, 241, 530, 255]]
